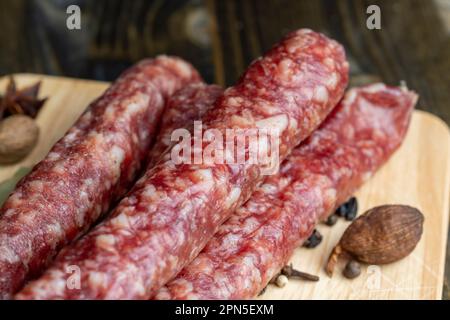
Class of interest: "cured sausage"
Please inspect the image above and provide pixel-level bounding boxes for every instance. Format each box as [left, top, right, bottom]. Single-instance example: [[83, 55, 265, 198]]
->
[[155, 83, 418, 299], [147, 83, 223, 167], [0, 56, 201, 299], [16, 29, 349, 300]]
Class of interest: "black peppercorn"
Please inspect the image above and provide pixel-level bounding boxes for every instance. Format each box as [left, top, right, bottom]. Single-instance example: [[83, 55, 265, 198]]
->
[[335, 197, 358, 221], [325, 214, 338, 226], [303, 229, 322, 248], [343, 260, 361, 279]]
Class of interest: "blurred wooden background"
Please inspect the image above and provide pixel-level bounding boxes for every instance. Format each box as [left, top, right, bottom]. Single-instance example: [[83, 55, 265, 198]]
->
[[0, 0, 449, 299]]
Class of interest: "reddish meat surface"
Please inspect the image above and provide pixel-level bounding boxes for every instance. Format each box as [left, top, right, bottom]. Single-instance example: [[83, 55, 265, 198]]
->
[[156, 83, 417, 299], [0, 56, 200, 299], [16, 29, 349, 300]]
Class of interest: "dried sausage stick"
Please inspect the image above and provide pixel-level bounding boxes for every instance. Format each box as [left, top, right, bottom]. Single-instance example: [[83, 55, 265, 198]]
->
[[17, 29, 349, 300], [0, 56, 200, 299], [156, 84, 418, 299]]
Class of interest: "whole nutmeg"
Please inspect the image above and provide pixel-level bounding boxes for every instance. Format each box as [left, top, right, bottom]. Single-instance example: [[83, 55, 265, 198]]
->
[[0, 115, 39, 164], [326, 205, 424, 276]]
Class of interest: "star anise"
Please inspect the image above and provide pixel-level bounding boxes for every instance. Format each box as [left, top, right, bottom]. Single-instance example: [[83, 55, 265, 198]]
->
[[0, 77, 47, 121]]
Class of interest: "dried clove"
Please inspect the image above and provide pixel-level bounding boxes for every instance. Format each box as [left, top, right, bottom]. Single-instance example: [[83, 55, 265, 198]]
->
[[281, 264, 319, 282]]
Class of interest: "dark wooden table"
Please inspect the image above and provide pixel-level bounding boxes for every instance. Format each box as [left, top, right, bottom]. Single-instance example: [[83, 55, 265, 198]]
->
[[0, 0, 449, 299]]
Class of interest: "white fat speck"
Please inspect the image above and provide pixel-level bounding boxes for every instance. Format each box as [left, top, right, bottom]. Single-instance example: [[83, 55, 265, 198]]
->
[[46, 223, 63, 238], [111, 146, 125, 164], [132, 133, 139, 145], [3, 209, 16, 218], [53, 163, 66, 175], [363, 83, 386, 93], [126, 102, 142, 114], [301, 87, 314, 100], [242, 255, 257, 269], [344, 88, 359, 107], [47, 152, 61, 161], [56, 277, 67, 291], [230, 115, 252, 127], [96, 235, 116, 251], [222, 232, 241, 248], [186, 293, 201, 300], [324, 188, 337, 205], [64, 132, 78, 144], [256, 114, 289, 133], [79, 190, 89, 200], [0, 245, 20, 264], [314, 86, 329, 103], [176, 230, 186, 246], [195, 169, 214, 181], [8, 191, 23, 204], [225, 187, 241, 209], [324, 58, 335, 69], [285, 37, 303, 54], [326, 73, 339, 89], [227, 97, 243, 107], [258, 101, 276, 115], [104, 106, 115, 120], [143, 184, 157, 198], [29, 180, 44, 192], [174, 60, 192, 78], [19, 210, 39, 225], [111, 214, 131, 229], [178, 201, 194, 220], [83, 178, 94, 188], [88, 272, 107, 289], [277, 58, 294, 81], [132, 281, 146, 296], [75, 208, 86, 228], [362, 171, 372, 182], [260, 183, 277, 194], [289, 118, 298, 131], [155, 288, 170, 300], [177, 279, 194, 293], [361, 148, 373, 157], [243, 217, 260, 233]]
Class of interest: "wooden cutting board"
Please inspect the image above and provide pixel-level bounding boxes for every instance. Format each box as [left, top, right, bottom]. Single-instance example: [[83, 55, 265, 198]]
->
[[0, 74, 449, 300]]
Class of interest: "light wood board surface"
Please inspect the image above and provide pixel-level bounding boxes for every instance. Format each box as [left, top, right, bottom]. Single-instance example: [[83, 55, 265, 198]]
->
[[1, 74, 449, 300]]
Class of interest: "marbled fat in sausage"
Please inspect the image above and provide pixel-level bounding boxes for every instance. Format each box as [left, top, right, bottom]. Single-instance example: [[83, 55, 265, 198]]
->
[[16, 29, 349, 299], [155, 83, 418, 299], [0, 56, 201, 299], [147, 83, 223, 167]]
